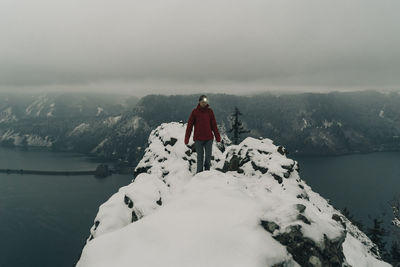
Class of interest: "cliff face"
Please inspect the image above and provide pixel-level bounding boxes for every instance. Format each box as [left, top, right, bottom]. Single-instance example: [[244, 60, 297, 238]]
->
[[77, 122, 391, 267]]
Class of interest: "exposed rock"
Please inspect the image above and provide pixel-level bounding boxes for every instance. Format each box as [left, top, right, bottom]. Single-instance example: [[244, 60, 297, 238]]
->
[[260, 220, 280, 233], [309, 255, 322, 267], [124, 195, 134, 208], [133, 166, 151, 178], [131, 211, 138, 222], [185, 149, 192, 157], [251, 161, 269, 174], [297, 192, 310, 201], [158, 157, 167, 162], [277, 145, 288, 155], [272, 225, 347, 267], [296, 204, 306, 213], [80, 122, 388, 267], [332, 214, 346, 229], [271, 173, 283, 184], [282, 163, 295, 178], [94, 220, 100, 231], [297, 214, 311, 225], [222, 154, 241, 172], [163, 137, 177, 146]]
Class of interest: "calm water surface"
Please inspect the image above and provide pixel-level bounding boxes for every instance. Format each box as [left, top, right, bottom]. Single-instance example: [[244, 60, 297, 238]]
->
[[0, 147, 132, 267], [294, 152, 400, 226]]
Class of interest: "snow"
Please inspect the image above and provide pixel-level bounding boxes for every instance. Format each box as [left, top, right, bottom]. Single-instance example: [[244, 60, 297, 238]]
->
[[69, 123, 90, 136], [103, 116, 121, 127], [97, 107, 104, 116], [0, 130, 52, 147], [78, 171, 295, 267], [323, 120, 333, 128], [25, 95, 49, 116], [77, 122, 390, 267], [91, 138, 109, 153], [25, 135, 53, 147], [47, 103, 55, 117], [394, 218, 400, 228], [0, 107, 17, 123], [343, 234, 391, 267], [123, 115, 142, 131], [300, 118, 309, 131]]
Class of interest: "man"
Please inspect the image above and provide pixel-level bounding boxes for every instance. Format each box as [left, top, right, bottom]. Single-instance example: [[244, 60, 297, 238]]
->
[[184, 95, 221, 173]]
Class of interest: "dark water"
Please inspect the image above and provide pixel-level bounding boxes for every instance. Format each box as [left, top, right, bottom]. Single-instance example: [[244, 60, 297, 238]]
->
[[294, 152, 400, 233], [1, 148, 399, 267], [0, 147, 132, 267]]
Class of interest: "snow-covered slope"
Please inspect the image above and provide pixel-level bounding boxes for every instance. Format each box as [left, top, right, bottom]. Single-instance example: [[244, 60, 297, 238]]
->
[[77, 122, 391, 267]]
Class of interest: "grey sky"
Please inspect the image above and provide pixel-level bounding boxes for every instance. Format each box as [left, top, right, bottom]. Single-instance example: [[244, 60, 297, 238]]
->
[[1, 0, 400, 96]]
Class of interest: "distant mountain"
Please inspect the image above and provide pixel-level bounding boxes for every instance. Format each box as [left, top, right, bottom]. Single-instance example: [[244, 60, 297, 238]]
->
[[1, 91, 400, 167], [0, 92, 137, 119], [92, 91, 400, 165], [0, 92, 140, 153]]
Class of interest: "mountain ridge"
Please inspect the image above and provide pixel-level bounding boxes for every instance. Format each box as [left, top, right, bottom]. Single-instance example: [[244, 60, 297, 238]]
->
[[76, 122, 390, 267], [2, 91, 400, 165]]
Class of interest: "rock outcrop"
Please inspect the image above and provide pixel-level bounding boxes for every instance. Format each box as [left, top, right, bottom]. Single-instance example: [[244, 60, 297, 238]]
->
[[77, 122, 391, 267]]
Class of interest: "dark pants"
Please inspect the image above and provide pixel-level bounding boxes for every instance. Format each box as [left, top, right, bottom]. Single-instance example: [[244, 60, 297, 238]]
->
[[195, 139, 213, 173]]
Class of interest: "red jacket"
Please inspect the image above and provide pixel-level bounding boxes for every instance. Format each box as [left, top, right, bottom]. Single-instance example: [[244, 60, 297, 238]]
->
[[185, 103, 221, 144]]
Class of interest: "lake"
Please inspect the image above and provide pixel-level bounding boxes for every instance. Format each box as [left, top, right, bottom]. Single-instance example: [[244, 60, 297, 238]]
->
[[0, 148, 399, 267], [0, 147, 132, 267], [294, 152, 400, 234]]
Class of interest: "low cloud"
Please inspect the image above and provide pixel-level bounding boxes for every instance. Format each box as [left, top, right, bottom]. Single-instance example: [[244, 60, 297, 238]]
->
[[1, 0, 399, 95]]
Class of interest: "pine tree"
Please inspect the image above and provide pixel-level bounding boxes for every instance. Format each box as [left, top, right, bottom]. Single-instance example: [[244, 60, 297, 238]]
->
[[367, 218, 388, 259], [228, 107, 250, 145], [341, 207, 364, 231], [391, 196, 400, 229], [391, 241, 400, 265]]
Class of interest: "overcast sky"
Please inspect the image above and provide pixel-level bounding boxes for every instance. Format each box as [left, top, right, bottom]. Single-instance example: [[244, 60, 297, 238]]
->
[[1, 0, 399, 96]]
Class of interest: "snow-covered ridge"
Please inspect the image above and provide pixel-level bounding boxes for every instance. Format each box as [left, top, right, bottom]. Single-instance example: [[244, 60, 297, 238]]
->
[[25, 95, 50, 116], [102, 115, 121, 127], [69, 123, 90, 136], [0, 129, 53, 147], [77, 122, 390, 267], [0, 107, 18, 123]]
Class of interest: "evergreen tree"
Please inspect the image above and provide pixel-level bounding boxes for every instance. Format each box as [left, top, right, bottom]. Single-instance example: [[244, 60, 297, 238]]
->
[[391, 197, 400, 229], [341, 207, 364, 231], [367, 218, 388, 259], [390, 197, 400, 266], [390, 241, 400, 266], [228, 107, 250, 145]]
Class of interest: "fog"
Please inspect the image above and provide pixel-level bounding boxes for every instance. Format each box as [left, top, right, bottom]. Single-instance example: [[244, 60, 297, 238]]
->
[[1, 0, 399, 96]]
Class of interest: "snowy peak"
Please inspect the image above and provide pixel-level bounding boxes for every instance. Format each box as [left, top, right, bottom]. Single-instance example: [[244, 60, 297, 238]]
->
[[216, 137, 297, 182], [133, 121, 227, 182], [77, 122, 390, 267]]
